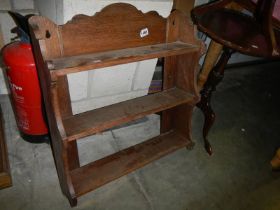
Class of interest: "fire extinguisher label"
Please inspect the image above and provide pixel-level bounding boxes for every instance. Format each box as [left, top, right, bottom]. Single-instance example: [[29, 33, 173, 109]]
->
[[9, 80, 24, 104], [11, 82, 23, 91]]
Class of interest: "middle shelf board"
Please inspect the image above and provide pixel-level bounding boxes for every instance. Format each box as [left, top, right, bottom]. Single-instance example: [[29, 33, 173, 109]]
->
[[63, 88, 195, 141], [47, 41, 199, 78]]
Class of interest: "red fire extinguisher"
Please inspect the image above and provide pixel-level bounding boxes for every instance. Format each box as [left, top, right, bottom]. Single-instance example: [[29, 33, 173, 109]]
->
[[2, 12, 49, 143]]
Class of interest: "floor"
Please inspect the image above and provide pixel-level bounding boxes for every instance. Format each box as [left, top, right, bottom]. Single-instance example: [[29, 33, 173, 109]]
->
[[0, 61, 280, 210]]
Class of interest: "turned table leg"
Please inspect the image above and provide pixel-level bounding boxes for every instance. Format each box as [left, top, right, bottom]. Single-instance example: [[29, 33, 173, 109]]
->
[[197, 47, 233, 155]]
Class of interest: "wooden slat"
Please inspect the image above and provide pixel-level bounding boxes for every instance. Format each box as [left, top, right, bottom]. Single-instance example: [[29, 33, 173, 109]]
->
[[0, 106, 12, 189], [63, 88, 194, 141], [48, 41, 198, 78], [70, 130, 192, 197]]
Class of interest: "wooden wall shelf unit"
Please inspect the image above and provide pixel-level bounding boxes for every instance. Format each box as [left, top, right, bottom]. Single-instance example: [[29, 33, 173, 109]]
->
[[0, 105, 12, 189], [29, 3, 204, 206]]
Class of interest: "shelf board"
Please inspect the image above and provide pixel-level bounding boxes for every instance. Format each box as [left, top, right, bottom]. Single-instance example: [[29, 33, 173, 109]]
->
[[47, 41, 198, 78], [70, 130, 192, 197], [63, 88, 195, 141]]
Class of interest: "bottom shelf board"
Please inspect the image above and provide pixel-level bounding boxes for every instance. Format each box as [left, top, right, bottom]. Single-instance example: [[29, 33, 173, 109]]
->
[[70, 130, 192, 197]]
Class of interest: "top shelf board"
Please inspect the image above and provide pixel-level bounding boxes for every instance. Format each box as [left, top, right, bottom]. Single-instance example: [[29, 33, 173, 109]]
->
[[47, 41, 199, 78]]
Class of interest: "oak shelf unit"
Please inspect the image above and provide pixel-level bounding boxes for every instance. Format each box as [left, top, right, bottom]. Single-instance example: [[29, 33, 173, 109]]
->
[[29, 3, 204, 207]]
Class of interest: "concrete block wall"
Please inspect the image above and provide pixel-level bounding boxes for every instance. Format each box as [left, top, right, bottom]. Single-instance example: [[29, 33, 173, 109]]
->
[[63, 0, 173, 114], [11, 0, 35, 10], [35, 0, 173, 114], [0, 0, 36, 44], [69, 60, 158, 114], [63, 0, 173, 23], [0, 0, 37, 94], [35, 0, 63, 24], [0, 0, 12, 11]]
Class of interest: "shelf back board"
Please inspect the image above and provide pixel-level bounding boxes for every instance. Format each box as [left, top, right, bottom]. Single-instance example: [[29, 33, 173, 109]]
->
[[29, 3, 167, 60]]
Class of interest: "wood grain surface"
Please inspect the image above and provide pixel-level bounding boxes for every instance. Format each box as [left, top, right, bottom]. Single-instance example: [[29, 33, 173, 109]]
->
[[0, 105, 12, 189], [63, 88, 195, 141], [70, 130, 192, 197]]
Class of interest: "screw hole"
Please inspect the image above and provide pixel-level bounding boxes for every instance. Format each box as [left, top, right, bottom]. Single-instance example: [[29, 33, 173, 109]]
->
[[45, 30, 51, 38]]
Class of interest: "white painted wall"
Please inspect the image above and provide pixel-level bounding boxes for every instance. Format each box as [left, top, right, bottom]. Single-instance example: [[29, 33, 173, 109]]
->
[[34, 0, 63, 24], [63, 0, 173, 114], [63, 0, 173, 23], [0, 0, 12, 11], [11, 0, 35, 10]]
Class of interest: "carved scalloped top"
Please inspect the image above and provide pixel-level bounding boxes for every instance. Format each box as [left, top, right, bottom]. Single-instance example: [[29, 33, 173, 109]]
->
[[66, 3, 164, 24], [29, 3, 201, 61], [29, 3, 167, 58]]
